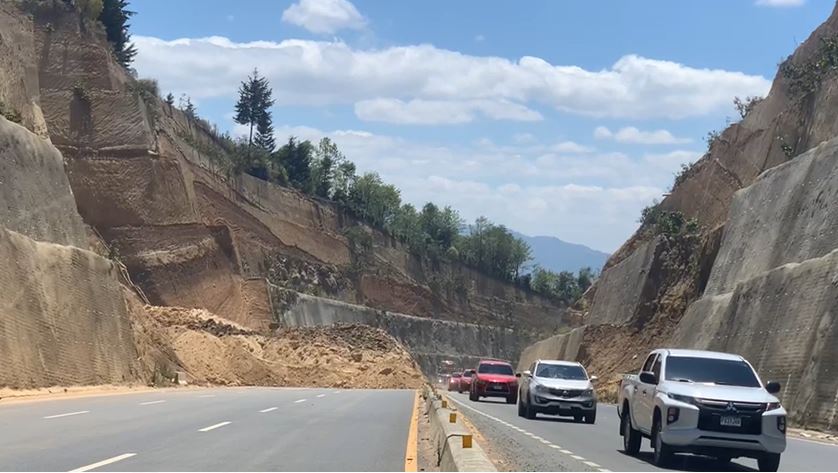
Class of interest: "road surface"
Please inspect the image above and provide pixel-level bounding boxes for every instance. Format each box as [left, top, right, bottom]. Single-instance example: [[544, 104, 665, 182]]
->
[[447, 391, 838, 472], [0, 387, 415, 471]]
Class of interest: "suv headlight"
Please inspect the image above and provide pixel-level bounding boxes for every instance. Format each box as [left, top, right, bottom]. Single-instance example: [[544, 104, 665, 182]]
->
[[581, 389, 594, 397], [533, 383, 548, 393], [767, 402, 782, 411]]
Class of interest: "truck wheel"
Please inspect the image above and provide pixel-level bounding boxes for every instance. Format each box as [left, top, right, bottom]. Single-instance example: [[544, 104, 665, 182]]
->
[[621, 408, 641, 455], [524, 394, 537, 419], [469, 386, 478, 402], [652, 417, 674, 467], [758, 453, 781, 472], [517, 395, 525, 417]]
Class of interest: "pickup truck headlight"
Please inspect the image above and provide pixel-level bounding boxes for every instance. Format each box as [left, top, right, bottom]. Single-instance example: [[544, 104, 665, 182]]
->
[[766, 402, 782, 411], [666, 393, 698, 405]]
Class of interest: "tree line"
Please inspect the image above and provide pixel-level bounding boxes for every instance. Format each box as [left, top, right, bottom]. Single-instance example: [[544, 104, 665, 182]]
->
[[175, 70, 597, 302]]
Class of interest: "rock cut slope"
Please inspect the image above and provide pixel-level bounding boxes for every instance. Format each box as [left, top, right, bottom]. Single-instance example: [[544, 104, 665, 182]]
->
[[520, 2, 838, 430]]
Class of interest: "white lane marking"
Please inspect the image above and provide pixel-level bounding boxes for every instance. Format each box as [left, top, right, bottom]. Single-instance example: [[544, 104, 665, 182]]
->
[[560, 449, 573, 454], [139, 400, 166, 405], [44, 410, 89, 419], [599, 469, 612, 472], [198, 394, 216, 398], [70, 453, 136, 472], [259, 407, 278, 413], [316, 394, 326, 398], [334, 391, 342, 394], [198, 421, 231, 432], [539, 439, 551, 445], [571, 455, 585, 461], [294, 399, 307, 403], [584, 461, 601, 468], [549, 444, 561, 449]]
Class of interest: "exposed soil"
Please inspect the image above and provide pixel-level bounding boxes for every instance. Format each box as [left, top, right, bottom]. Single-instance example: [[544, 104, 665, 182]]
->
[[134, 304, 426, 389]]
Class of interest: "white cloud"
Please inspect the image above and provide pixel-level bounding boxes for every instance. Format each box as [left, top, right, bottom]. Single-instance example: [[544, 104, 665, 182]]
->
[[594, 126, 691, 145], [264, 123, 701, 251], [354, 98, 543, 124], [281, 0, 367, 34], [133, 36, 770, 120], [755, 0, 805, 7]]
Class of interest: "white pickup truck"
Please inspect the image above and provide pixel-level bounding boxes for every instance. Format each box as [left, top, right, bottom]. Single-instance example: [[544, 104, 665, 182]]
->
[[617, 349, 786, 471]]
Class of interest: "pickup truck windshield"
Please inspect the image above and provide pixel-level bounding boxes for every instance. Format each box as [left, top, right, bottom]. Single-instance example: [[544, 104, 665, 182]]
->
[[536, 364, 587, 380], [478, 364, 514, 375], [665, 356, 760, 387]]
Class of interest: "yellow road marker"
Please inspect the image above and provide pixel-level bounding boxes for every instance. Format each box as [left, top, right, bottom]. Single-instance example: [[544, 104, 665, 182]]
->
[[404, 390, 419, 472]]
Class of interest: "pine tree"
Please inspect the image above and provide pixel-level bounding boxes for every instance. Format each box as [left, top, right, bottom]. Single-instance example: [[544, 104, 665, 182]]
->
[[164, 93, 175, 113], [99, 0, 137, 67], [234, 69, 275, 154]]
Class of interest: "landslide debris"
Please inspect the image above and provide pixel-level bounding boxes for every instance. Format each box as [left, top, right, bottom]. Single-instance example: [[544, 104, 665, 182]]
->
[[133, 304, 426, 389]]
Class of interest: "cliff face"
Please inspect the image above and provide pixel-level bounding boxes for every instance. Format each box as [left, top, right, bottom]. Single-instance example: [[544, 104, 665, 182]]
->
[[519, 2, 838, 430], [1, 2, 565, 380]]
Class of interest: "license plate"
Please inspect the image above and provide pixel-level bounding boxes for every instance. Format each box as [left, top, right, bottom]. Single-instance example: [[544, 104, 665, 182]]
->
[[720, 415, 742, 427], [490, 384, 504, 391]]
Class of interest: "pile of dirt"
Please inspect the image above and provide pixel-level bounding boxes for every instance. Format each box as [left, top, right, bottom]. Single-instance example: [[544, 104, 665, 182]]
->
[[134, 305, 426, 389]]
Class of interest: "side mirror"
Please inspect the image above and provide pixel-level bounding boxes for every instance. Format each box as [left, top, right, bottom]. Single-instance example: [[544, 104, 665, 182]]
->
[[515, 372, 521, 378], [523, 370, 532, 377], [766, 381, 781, 394], [639, 371, 658, 385], [590, 375, 599, 383]]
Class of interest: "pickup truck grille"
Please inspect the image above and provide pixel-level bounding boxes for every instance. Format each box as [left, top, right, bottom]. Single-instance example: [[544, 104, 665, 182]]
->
[[548, 388, 584, 398], [696, 399, 765, 435]]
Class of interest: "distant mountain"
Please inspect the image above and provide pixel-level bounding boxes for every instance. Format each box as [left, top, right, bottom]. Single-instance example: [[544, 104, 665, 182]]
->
[[513, 232, 610, 274]]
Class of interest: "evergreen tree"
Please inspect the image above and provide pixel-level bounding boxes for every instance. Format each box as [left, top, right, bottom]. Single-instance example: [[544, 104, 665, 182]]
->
[[99, 0, 137, 67], [164, 93, 175, 110], [273, 137, 312, 189], [234, 69, 275, 155]]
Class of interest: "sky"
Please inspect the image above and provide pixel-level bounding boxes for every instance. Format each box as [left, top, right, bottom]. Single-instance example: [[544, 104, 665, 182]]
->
[[128, 0, 833, 253]]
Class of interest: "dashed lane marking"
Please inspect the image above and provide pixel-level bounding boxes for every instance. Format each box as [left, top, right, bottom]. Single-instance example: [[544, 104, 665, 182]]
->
[[198, 421, 231, 432], [259, 407, 278, 413], [198, 394, 216, 398], [70, 453, 136, 472], [43, 411, 89, 419], [294, 399, 307, 403], [316, 394, 326, 398], [448, 395, 609, 472], [139, 400, 166, 405]]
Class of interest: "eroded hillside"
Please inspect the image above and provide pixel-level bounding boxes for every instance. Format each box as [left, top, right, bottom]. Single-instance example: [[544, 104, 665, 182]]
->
[[520, 2, 838, 431], [0, 0, 566, 391]]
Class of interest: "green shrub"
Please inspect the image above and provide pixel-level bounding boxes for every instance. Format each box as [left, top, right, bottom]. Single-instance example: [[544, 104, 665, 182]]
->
[[781, 35, 838, 97]]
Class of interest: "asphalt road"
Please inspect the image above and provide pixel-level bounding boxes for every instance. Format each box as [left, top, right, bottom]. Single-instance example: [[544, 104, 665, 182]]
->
[[0, 387, 415, 472], [447, 391, 838, 472]]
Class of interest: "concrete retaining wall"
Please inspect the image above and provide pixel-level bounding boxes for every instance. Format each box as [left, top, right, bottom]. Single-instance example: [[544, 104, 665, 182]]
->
[[278, 291, 521, 376], [516, 327, 586, 371]]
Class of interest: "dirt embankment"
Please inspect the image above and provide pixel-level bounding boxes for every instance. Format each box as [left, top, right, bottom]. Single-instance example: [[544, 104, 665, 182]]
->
[[132, 304, 426, 390]]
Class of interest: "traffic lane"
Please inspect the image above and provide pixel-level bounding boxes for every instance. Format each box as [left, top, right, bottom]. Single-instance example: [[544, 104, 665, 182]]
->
[[448, 392, 838, 472], [0, 387, 309, 470], [0, 387, 415, 472]]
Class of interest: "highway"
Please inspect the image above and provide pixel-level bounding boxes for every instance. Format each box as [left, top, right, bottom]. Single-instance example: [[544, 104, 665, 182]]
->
[[0, 387, 416, 472], [448, 391, 838, 472]]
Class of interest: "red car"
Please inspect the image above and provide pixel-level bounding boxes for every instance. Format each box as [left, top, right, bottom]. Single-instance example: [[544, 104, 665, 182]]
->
[[469, 359, 518, 404], [447, 372, 462, 391], [458, 369, 476, 393]]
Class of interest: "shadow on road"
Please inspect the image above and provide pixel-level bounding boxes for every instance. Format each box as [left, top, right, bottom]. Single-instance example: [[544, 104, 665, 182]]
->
[[618, 450, 756, 472]]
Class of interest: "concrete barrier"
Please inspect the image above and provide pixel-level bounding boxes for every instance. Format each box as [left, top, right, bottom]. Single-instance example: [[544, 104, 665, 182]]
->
[[423, 386, 497, 472]]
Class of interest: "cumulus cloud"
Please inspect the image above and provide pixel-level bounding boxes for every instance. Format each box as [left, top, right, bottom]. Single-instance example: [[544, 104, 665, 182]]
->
[[354, 98, 542, 124], [755, 0, 804, 7], [594, 126, 691, 145], [264, 123, 700, 251], [281, 0, 367, 34], [133, 36, 770, 121]]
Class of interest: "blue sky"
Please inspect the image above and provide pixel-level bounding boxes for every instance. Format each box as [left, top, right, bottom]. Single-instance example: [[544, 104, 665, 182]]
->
[[129, 0, 832, 253]]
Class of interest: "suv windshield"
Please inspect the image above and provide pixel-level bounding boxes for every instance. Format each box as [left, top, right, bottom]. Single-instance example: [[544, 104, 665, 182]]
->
[[478, 364, 514, 375], [535, 364, 587, 380], [665, 356, 760, 387]]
